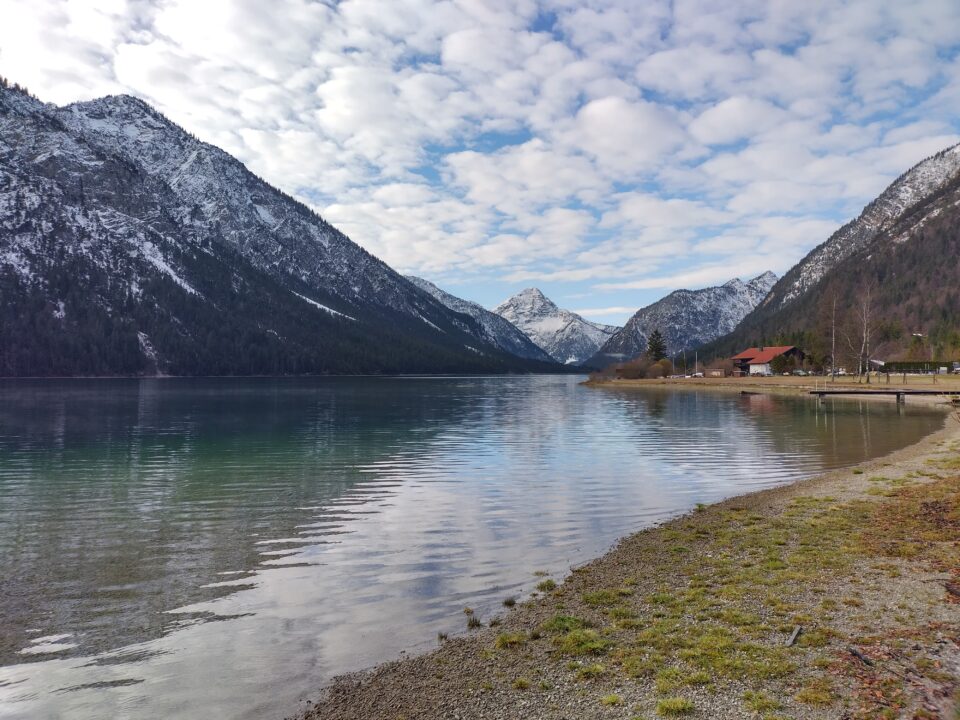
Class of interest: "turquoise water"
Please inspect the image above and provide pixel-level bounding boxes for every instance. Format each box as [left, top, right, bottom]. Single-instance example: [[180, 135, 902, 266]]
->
[[0, 376, 944, 719]]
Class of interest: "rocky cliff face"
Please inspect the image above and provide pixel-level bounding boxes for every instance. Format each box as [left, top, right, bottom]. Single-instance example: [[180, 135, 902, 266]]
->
[[0, 84, 555, 376], [589, 272, 777, 366], [494, 288, 618, 366]]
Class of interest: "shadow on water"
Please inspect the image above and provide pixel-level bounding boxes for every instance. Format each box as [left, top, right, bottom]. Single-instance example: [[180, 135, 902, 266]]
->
[[0, 377, 945, 720]]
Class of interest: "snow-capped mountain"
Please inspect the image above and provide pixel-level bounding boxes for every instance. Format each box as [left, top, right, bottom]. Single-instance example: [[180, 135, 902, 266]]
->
[[0, 83, 556, 376], [406, 277, 555, 363], [494, 288, 619, 366], [768, 143, 960, 310], [588, 272, 777, 367]]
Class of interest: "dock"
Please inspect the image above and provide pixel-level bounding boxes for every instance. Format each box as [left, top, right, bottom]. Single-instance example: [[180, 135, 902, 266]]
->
[[809, 389, 954, 404]]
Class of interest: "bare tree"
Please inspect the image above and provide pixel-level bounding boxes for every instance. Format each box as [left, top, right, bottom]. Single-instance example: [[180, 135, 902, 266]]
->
[[830, 292, 837, 382], [840, 282, 876, 383]]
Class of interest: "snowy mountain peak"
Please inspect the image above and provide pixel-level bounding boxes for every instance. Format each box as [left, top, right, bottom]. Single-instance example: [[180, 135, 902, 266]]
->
[[501, 287, 559, 315], [749, 271, 778, 288], [494, 289, 618, 366]]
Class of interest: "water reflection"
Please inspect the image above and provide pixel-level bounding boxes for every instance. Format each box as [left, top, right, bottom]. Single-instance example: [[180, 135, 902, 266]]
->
[[0, 377, 944, 720]]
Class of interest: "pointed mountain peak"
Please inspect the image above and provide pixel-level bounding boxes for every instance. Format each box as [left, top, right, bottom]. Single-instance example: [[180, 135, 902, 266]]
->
[[748, 271, 778, 289], [723, 277, 747, 288], [496, 287, 558, 315]]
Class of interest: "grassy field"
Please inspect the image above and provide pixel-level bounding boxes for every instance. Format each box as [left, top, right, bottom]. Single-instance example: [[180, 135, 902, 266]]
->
[[302, 402, 960, 720]]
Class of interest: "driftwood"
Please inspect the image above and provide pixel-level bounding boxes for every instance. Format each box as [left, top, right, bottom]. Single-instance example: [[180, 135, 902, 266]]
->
[[945, 581, 960, 599], [785, 625, 802, 647]]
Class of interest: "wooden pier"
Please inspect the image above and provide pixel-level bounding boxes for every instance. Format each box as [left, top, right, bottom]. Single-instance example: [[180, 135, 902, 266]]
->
[[809, 389, 953, 404]]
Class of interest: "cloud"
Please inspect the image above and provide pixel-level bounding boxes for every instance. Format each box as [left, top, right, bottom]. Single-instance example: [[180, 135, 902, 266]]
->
[[2, 0, 960, 310]]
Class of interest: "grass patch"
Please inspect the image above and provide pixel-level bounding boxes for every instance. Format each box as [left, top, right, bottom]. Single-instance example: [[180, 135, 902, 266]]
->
[[656, 697, 694, 715], [583, 589, 620, 606], [541, 615, 588, 634], [743, 690, 781, 712], [536, 579, 557, 592], [512, 677, 530, 690], [794, 677, 835, 705], [494, 632, 525, 649], [600, 694, 622, 706], [554, 628, 611, 656], [576, 663, 605, 680]]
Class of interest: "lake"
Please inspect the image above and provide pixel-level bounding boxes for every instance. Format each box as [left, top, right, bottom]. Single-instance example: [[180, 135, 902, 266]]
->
[[0, 376, 945, 719]]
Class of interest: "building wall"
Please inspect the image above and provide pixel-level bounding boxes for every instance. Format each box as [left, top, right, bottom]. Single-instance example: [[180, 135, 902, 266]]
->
[[749, 363, 771, 375]]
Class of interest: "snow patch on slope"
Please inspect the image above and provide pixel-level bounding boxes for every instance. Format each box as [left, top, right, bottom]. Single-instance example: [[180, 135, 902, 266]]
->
[[292, 292, 356, 320]]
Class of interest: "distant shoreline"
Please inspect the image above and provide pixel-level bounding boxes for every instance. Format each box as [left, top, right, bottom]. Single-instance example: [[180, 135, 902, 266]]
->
[[296, 390, 960, 719], [584, 373, 960, 398]]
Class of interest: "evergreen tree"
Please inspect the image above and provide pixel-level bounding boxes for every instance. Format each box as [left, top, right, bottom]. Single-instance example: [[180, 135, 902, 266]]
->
[[646, 329, 667, 361]]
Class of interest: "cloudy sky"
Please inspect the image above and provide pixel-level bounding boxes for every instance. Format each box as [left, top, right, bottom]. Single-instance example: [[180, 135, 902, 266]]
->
[[3, 0, 960, 323]]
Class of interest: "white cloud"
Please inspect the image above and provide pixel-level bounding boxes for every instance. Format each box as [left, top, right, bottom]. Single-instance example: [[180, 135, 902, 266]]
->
[[2, 0, 959, 308]]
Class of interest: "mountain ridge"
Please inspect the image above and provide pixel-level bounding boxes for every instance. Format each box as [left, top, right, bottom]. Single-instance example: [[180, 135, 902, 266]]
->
[[588, 271, 777, 367]]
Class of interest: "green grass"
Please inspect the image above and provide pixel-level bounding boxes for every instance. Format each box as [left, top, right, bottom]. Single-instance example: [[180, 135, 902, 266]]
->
[[494, 632, 525, 649], [743, 690, 781, 713], [656, 697, 694, 715], [536, 579, 558, 592], [540, 615, 588, 634], [554, 628, 611, 656], [600, 694, 622, 705], [576, 663, 605, 680]]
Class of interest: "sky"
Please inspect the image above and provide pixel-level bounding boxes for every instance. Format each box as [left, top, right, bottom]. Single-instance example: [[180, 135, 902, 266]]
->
[[2, 0, 960, 325]]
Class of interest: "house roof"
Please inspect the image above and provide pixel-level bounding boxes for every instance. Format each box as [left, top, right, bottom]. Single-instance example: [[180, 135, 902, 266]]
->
[[731, 347, 761, 361], [746, 346, 797, 365]]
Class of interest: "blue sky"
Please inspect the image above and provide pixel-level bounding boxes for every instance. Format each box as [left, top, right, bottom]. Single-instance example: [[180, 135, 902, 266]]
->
[[4, 0, 960, 324]]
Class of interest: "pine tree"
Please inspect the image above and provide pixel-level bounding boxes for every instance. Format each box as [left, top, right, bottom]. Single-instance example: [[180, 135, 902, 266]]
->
[[646, 329, 667, 361]]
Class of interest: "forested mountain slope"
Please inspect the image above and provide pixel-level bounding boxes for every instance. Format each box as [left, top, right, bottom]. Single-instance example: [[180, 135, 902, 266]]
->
[[699, 157, 960, 363], [0, 82, 559, 376]]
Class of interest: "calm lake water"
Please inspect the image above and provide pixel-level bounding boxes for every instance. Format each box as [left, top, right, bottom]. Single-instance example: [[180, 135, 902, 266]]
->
[[0, 376, 944, 719]]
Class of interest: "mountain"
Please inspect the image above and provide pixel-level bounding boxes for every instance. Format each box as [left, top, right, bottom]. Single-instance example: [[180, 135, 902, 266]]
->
[[494, 288, 619, 366], [760, 143, 960, 312], [0, 82, 560, 376], [405, 277, 555, 363], [588, 272, 777, 367], [698, 142, 960, 362]]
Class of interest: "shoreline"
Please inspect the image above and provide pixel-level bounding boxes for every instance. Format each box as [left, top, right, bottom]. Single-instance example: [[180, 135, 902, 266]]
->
[[584, 374, 960, 398], [294, 392, 960, 720]]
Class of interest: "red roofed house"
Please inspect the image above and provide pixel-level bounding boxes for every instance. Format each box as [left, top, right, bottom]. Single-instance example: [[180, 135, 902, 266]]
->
[[731, 346, 805, 376]]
